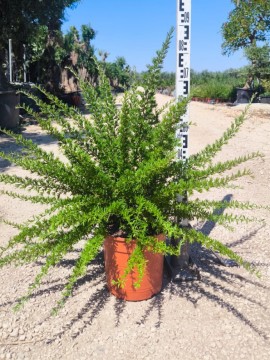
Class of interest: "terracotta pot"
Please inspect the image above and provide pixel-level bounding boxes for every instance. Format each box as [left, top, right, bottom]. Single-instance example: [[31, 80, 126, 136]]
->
[[104, 235, 164, 301]]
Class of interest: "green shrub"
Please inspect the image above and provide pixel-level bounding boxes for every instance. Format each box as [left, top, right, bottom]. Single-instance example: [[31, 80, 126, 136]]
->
[[0, 28, 265, 312], [191, 80, 235, 100], [261, 79, 270, 95], [190, 69, 246, 101]]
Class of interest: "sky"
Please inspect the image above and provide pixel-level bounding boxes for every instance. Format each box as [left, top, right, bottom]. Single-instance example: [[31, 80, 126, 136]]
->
[[62, 0, 248, 73]]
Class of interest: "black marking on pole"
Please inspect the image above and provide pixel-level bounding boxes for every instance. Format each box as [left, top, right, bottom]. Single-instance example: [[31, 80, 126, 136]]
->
[[179, 0, 185, 12], [183, 81, 189, 95], [184, 25, 190, 40], [179, 40, 188, 52], [181, 12, 190, 23], [178, 53, 184, 68]]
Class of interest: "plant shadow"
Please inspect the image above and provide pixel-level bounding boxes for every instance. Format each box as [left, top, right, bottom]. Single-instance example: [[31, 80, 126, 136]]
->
[[134, 193, 270, 339], [0, 122, 58, 172], [1, 198, 269, 342], [48, 222, 269, 342], [133, 233, 269, 340]]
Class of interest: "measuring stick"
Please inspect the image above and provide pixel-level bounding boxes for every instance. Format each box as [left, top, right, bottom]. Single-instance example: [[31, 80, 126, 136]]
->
[[176, 0, 191, 159], [168, 0, 195, 280]]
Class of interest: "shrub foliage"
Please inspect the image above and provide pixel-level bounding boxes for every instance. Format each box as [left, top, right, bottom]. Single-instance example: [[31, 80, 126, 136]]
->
[[0, 28, 264, 311]]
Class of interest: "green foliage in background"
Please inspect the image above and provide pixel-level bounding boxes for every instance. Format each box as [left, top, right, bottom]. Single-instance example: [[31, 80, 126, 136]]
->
[[103, 56, 131, 89], [63, 24, 98, 83], [0, 0, 81, 84], [191, 81, 234, 100], [221, 1, 270, 89], [243, 44, 270, 90], [222, 0, 270, 55], [0, 29, 265, 312], [190, 69, 245, 100]]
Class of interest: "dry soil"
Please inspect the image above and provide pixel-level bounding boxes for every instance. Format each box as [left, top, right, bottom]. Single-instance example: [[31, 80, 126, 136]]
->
[[0, 98, 270, 360]]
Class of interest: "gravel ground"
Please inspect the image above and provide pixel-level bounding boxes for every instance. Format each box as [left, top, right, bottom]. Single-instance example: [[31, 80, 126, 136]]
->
[[0, 99, 270, 360]]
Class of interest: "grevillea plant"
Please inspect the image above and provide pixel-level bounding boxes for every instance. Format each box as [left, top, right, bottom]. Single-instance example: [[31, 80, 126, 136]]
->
[[0, 29, 264, 311]]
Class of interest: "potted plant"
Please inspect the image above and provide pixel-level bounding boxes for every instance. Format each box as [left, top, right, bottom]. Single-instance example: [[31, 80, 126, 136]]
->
[[259, 92, 270, 104], [0, 69, 20, 129], [0, 29, 264, 312]]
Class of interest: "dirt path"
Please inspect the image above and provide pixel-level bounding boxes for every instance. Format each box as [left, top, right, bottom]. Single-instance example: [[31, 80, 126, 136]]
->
[[0, 99, 270, 360]]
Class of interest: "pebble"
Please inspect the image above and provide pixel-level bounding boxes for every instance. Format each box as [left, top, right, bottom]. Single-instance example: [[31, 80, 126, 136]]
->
[[17, 355, 25, 360], [10, 328, 19, 337]]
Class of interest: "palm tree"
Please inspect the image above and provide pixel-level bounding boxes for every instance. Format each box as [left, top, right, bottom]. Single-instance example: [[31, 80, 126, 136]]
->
[[98, 50, 110, 63]]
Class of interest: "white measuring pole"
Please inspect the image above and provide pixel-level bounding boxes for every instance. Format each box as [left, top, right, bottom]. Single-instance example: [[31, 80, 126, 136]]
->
[[9, 39, 13, 83], [170, 0, 192, 276], [176, 0, 191, 161], [23, 44, 27, 83]]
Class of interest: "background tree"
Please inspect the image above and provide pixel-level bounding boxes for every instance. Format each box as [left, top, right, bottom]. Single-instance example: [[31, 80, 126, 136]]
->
[[0, 0, 80, 89], [158, 72, 175, 90], [62, 24, 98, 86], [104, 56, 131, 89], [63, 26, 80, 54], [98, 50, 110, 63], [222, 0, 270, 55], [77, 25, 97, 84], [242, 44, 270, 91], [221, 0, 270, 88]]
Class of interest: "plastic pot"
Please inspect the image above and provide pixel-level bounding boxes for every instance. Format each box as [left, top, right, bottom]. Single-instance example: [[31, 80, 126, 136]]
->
[[104, 235, 164, 301], [260, 96, 270, 104], [0, 90, 20, 129], [235, 88, 253, 104]]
